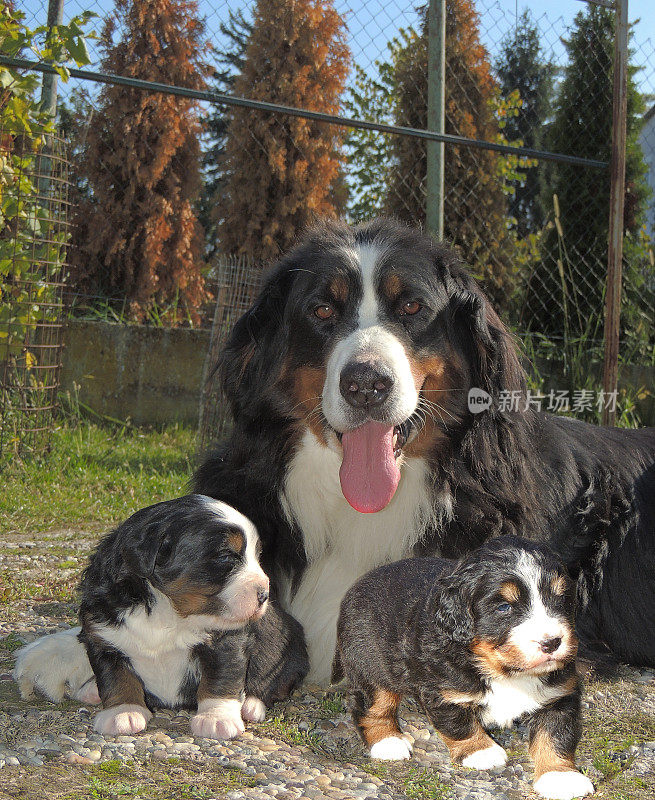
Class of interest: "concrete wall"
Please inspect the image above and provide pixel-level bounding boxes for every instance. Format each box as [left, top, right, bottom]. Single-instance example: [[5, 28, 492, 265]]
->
[[61, 320, 655, 428], [61, 319, 211, 427]]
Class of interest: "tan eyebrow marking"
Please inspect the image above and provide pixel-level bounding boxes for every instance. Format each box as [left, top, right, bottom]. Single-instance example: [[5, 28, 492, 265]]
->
[[551, 575, 568, 596], [499, 581, 520, 603], [328, 276, 349, 303], [383, 273, 403, 300]]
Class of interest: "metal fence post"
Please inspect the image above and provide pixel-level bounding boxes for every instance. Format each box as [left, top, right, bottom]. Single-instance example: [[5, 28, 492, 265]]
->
[[426, 0, 445, 240], [602, 0, 629, 427], [39, 0, 65, 119]]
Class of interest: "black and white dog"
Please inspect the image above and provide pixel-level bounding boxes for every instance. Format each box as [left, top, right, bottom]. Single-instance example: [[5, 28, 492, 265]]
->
[[14, 219, 655, 694], [15, 496, 307, 735], [334, 537, 593, 799]]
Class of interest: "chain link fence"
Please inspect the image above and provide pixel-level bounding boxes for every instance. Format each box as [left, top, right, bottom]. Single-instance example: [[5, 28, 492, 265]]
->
[[8, 1, 655, 441], [0, 129, 71, 458]]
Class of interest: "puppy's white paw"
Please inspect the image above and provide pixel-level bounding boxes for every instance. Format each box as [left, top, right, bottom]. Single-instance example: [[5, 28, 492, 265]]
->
[[534, 770, 594, 800], [94, 704, 152, 735], [73, 679, 101, 705], [462, 742, 508, 769], [190, 698, 245, 740], [241, 696, 266, 723], [370, 736, 413, 760], [13, 627, 93, 702]]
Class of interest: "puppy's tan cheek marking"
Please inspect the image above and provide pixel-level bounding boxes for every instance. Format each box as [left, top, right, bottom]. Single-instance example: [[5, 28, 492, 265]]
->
[[470, 639, 526, 677], [360, 688, 403, 747], [529, 729, 576, 780], [290, 365, 328, 445], [499, 582, 520, 603], [165, 578, 213, 617], [442, 725, 497, 764]]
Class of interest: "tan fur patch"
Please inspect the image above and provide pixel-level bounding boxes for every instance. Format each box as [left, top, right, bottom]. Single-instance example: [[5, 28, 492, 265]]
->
[[328, 276, 349, 303], [470, 638, 527, 678], [551, 575, 568, 596], [529, 729, 576, 780], [440, 689, 484, 706], [382, 273, 403, 301], [442, 724, 496, 763], [226, 530, 245, 554], [360, 688, 403, 747], [499, 582, 520, 603], [289, 365, 328, 443], [165, 577, 213, 617]]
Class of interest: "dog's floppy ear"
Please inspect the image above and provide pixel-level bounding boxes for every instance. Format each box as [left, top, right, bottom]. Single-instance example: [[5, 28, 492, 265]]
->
[[120, 516, 176, 579], [450, 284, 525, 398], [430, 575, 474, 644], [220, 262, 294, 421]]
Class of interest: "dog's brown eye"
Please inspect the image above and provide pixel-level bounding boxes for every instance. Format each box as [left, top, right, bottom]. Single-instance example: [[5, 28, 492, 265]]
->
[[400, 301, 421, 316], [315, 304, 334, 320]]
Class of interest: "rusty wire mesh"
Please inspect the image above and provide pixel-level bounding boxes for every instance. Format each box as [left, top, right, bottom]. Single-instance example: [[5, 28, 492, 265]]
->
[[0, 130, 71, 460]]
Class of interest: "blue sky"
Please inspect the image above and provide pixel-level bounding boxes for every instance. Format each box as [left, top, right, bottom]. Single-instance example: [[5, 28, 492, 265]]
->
[[17, 0, 655, 93]]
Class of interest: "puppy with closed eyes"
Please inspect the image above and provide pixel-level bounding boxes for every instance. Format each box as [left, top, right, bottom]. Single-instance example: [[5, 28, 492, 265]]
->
[[333, 536, 593, 800], [18, 495, 308, 739]]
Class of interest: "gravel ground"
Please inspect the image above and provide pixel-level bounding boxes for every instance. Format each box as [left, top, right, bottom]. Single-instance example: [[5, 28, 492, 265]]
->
[[1, 535, 654, 800]]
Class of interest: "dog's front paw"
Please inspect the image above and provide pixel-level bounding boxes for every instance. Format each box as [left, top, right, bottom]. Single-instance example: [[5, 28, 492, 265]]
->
[[241, 696, 266, 723], [190, 698, 245, 740], [370, 735, 413, 760], [461, 742, 508, 769], [94, 704, 152, 735], [534, 770, 594, 800]]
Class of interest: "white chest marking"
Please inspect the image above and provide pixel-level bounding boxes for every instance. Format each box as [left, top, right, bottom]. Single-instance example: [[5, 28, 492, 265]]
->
[[281, 430, 444, 684], [92, 587, 215, 707], [480, 674, 568, 728]]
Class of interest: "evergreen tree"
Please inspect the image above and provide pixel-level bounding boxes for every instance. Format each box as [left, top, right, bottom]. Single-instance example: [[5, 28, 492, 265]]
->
[[524, 5, 649, 339], [495, 9, 554, 238], [69, 0, 208, 323], [198, 9, 252, 256], [383, 1, 518, 314], [216, 0, 350, 263]]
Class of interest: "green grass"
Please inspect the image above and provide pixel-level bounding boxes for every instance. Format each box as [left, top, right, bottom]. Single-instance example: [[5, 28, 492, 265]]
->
[[0, 421, 196, 535]]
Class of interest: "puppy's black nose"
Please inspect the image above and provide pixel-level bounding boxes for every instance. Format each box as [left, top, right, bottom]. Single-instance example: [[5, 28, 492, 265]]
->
[[257, 588, 269, 606], [540, 636, 562, 654], [339, 362, 394, 408]]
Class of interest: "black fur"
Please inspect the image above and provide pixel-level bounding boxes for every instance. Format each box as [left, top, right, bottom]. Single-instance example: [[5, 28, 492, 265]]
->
[[194, 218, 655, 668]]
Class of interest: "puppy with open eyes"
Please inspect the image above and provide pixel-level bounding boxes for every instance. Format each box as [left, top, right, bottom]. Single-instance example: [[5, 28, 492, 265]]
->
[[333, 536, 594, 800], [16, 495, 307, 738]]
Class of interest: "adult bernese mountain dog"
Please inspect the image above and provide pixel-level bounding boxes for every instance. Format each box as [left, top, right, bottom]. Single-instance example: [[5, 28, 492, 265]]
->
[[15, 219, 655, 697]]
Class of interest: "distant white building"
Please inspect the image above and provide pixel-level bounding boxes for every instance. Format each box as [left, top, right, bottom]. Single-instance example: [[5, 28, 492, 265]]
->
[[641, 104, 655, 237]]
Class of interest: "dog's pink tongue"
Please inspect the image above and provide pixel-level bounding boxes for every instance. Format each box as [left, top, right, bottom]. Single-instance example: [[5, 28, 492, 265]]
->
[[339, 421, 401, 513]]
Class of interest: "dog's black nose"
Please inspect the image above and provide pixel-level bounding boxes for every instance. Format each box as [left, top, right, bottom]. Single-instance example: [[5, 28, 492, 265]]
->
[[257, 588, 269, 606], [540, 636, 562, 654], [339, 362, 394, 408]]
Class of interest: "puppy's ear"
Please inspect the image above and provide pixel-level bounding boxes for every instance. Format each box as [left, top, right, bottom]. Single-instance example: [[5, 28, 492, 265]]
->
[[220, 263, 294, 421], [431, 577, 474, 644], [121, 519, 174, 579], [450, 285, 525, 398]]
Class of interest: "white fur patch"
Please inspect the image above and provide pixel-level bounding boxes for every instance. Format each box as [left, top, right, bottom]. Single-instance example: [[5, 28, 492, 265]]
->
[[533, 770, 594, 800], [480, 673, 569, 728], [90, 587, 212, 707], [241, 696, 266, 722], [370, 736, 412, 760], [461, 742, 508, 769], [13, 626, 94, 702], [282, 430, 440, 683], [190, 698, 245, 739], [73, 678, 101, 705], [94, 703, 152, 735]]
